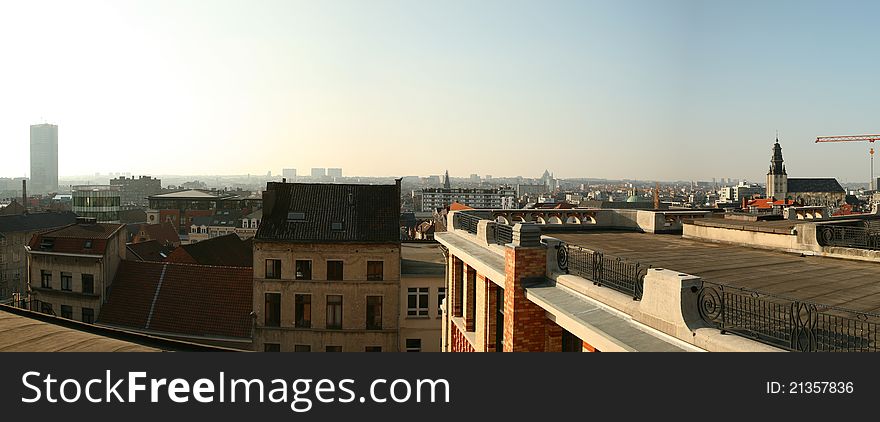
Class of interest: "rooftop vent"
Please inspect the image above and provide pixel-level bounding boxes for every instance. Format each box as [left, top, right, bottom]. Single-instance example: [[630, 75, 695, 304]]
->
[[331, 222, 344, 231], [287, 212, 306, 222]]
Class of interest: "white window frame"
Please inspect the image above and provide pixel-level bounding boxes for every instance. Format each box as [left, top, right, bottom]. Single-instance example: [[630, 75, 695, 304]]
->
[[407, 287, 429, 317]]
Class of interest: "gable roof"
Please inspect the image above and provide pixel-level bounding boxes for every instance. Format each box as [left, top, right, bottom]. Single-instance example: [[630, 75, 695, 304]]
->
[[787, 178, 845, 193], [130, 223, 180, 246], [168, 233, 252, 267], [0, 211, 78, 234], [256, 181, 401, 243], [0, 201, 26, 216], [98, 260, 253, 339], [28, 221, 125, 255]]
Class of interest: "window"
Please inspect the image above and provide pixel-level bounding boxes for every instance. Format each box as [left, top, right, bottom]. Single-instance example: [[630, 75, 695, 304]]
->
[[438, 287, 446, 316], [265, 259, 281, 279], [325, 346, 342, 352], [366, 296, 382, 330], [82, 274, 94, 294], [82, 308, 94, 324], [264, 343, 281, 352], [60, 305, 72, 319], [367, 261, 384, 281], [365, 346, 382, 352], [295, 260, 312, 280], [294, 345, 311, 352], [407, 287, 429, 317], [295, 294, 311, 328], [40, 270, 52, 289], [405, 338, 421, 352], [40, 302, 53, 315], [326, 260, 343, 281], [61, 272, 72, 291], [287, 212, 306, 222], [562, 329, 582, 352], [84, 240, 93, 249], [326, 295, 342, 329], [265, 293, 281, 327]]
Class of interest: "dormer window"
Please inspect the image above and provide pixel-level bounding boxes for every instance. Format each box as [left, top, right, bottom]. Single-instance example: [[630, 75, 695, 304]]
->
[[331, 222, 344, 231], [84, 240, 93, 249], [39, 238, 55, 251], [287, 212, 306, 222]]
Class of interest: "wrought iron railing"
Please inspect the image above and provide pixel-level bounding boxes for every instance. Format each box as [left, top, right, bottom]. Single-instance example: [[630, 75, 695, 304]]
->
[[458, 213, 481, 234], [495, 224, 513, 245], [696, 281, 879, 352], [816, 224, 880, 250], [554, 242, 647, 300]]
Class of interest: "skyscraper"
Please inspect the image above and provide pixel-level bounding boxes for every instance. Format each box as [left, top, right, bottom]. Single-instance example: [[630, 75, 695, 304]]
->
[[30, 123, 59, 194]]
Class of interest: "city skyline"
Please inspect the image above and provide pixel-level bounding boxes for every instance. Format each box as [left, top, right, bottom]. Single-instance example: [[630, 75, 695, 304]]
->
[[2, 1, 880, 182]]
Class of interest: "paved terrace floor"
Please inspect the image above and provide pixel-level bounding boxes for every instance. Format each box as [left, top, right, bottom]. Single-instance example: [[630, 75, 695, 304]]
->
[[0, 308, 159, 351], [689, 218, 798, 234], [553, 232, 880, 314]]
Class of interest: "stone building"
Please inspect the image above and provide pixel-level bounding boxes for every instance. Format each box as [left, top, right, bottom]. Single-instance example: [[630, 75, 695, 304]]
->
[[399, 242, 445, 352], [0, 211, 78, 299], [252, 181, 401, 352], [26, 218, 126, 323], [766, 137, 846, 206], [110, 175, 162, 207]]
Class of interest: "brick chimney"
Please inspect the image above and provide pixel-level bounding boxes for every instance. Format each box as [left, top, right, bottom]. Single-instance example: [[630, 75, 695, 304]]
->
[[22, 179, 27, 212]]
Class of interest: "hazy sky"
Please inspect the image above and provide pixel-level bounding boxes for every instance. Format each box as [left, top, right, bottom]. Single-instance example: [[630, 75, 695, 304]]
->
[[1, 0, 879, 182]]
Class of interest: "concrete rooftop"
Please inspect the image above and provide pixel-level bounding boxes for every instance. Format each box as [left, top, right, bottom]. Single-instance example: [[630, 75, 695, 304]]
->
[[553, 231, 880, 314], [0, 308, 159, 352]]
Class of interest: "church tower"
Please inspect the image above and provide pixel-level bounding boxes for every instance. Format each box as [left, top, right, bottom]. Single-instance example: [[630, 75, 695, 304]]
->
[[766, 137, 788, 200]]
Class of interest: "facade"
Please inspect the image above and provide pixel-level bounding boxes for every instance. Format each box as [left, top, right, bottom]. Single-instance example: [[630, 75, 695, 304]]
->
[[236, 209, 262, 239], [25, 218, 126, 324], [719, 182, 763, 203], [283, 168, 297, 179], [110, 175, 162, 207], [29, 123, 59, 195], [253, 181, 401, 352], [146, 189, 242, 234], [399, 242, 445, 352], [310, 168, 326, 178], [417, 187, 516, 212], [0, 212, 78, 299], [328, 168, 343, 178], [72, 185, 122, 223]]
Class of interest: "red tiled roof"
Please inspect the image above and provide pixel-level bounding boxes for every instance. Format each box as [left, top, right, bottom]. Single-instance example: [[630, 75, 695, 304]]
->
[[28, 222, 124, 255], [132, 223, 180, 246], [98, 260, 252, 339], [747, 198, 796, 209]]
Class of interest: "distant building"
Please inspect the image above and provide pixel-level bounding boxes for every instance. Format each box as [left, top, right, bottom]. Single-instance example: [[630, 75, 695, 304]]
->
[[328, 168, 343, 178], [236, 209, 262, 239], [253, 181, 401, 352], [417, 187, 516, 212], [311, 168, 326, 178], [146, 189, 244, 235], [72, 185, 122, 223], [110, 176, 162, 207], [516, 184, 547, 199], [0, 211, 78, 298], [127, 222, 180, 248], [766, 137, 846, 206], [283, 168, 297, 180], [30, 123, 59, 194], [186, 209, 242, 243], [26, 218, 127, 324]]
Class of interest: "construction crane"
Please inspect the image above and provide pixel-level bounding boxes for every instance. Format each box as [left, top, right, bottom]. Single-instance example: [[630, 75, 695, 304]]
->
[[815, 134, 880, 190]]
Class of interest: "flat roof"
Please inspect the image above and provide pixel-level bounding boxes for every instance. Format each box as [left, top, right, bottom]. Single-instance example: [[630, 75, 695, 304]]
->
[[552, 231, 880, 314], [401, 242, 445, 276], [0, 308, 159, 352], [689, 218, 798, 234]]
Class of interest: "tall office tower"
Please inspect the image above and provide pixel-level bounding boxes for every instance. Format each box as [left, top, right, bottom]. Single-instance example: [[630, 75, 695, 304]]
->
[[30, 123, 59, 194]]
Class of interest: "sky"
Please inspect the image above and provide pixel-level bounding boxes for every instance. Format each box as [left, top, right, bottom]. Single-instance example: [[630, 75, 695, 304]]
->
[[1, 0, 879, 182]]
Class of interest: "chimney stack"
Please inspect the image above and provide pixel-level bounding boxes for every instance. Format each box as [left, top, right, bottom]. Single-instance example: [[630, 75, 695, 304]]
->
[[22, 179, 27, 211]]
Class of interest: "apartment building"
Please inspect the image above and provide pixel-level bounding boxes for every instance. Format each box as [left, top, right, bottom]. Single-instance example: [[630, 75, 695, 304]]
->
[[252, 181, 401, 352], [25, 217, 126, 323], [0, 211, 78, 299]]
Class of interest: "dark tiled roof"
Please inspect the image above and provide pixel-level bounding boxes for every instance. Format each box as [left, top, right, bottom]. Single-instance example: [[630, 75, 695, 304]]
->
[[787, 178, 845, 193], [28, 222, 125, 255], [118, 209, 147, 224], [0, 201, 26, 216], [210, 209, 242, 226], [98, 260, 253, 339], [126, 240, 172, 262], [256, 182, 401, 243], [191, 216, 212, 226], [0, 211, 78, 234], [130, 223, 180, 246], [169, 233, 252, 267]]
